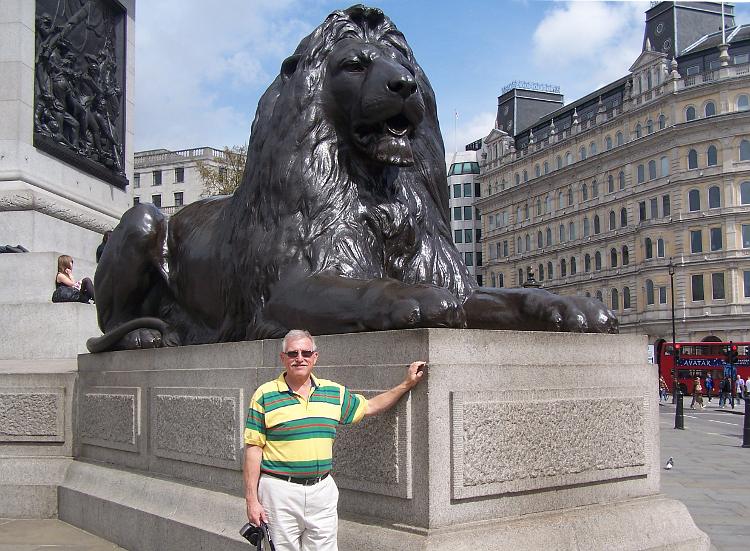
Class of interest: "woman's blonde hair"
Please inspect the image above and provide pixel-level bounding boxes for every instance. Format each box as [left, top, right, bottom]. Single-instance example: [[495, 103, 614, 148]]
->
[[57, 255, 73, 274]]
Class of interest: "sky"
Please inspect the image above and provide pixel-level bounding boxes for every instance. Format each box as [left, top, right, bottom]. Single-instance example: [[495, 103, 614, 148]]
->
[[134, 0, 750, 154]]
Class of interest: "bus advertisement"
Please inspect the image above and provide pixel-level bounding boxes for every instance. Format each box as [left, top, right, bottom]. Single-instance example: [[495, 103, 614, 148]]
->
[[657, 341, 750, 395]]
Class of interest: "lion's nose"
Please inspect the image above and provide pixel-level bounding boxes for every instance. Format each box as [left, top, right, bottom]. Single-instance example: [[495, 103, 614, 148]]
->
[[387, 74, 417, 99]]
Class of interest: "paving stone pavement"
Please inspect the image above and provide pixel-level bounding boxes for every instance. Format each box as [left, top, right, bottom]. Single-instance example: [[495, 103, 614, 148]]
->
[[2, 399, 747, 551], [659, 397, 750, 551]]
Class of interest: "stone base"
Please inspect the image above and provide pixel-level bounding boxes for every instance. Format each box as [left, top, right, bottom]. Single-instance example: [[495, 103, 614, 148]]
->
[[0, 302, 99, 359], [53, 329, 710, 550]]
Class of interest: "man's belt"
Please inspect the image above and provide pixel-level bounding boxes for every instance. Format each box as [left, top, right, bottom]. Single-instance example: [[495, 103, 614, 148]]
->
[[262, 471, 330, 486]]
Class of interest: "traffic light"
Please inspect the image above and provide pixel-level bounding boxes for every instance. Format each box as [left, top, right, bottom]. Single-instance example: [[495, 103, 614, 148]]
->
[[673, 344, 681, 364], [728, 343, 739, 364]]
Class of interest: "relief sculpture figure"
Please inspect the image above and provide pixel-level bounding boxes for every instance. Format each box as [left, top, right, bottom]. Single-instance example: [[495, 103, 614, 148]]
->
[[89, 5, 617, 353]]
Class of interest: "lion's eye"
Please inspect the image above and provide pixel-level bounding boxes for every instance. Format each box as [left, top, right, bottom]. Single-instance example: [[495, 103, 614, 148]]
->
[[342, 59, 366, 72]]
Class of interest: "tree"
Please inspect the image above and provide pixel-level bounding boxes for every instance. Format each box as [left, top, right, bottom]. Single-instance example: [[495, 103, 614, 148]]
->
[[196, 145, 247, 197]]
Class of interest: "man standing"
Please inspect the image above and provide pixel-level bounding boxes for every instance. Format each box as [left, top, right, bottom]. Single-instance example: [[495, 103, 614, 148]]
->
[[719, 376, 733, 409], [704, 373, 713, 402], [243, 329, 426, 551]]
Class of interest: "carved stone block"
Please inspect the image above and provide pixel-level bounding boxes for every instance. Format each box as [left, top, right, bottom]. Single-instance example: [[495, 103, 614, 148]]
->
[[451, 390, 647, 499], [150, 388, 243, 469], [0, 387, 65, 442], [334, 390, 412, 498], [79, 387, 139, 452]]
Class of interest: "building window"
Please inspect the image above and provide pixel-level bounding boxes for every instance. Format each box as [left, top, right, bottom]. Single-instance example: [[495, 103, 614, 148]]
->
[[662, 194, 671, 216], [610, 248, 617, 267], [561, 259, 567, 277], [566, 152, 573, 165], [476, 229, 482, 242], [741, 182, 750, 204], [707, 145, 718, 167], [686, 106, 696, 121], [517, 237, 522, 253], [646, 279, 655, 305], [606, 136, 612, 150], [475, 183, 482, 197], [708, 186, 721, 208], [650, 197, 658, 218], [592, 180, 599, 197], [466, 229, 474, 243], [525, 234, 530, 250], [611, 288, 619, 310], [454, 230, 462, 243], [582, 183, 588, 200], [709, 227, 722, 251], [524, 203, 529, 219], [658, 114, 666, 129], [637, 164, 645, 183], [645, 238, 653, 259], [174, 192, 184, 207], [515, 173, 520, 185], [518, 269, 524, 284], [547, 262, 554, 279], [453, 207, 461, 220], [705, 102, 716, 117], [463, 206, 472, 220], [579, 147, 586, 161], [740, 140, 750, 161], [569, 221, 576, 240], [619, 171, 625, 190], [559, 191, 565, 209], [657, 238, 665, 258], [594, 215, 601, 234], [559, 224, 566, 242], [648, 160, 657, 180], [452, 184, 461, 198], [690, 230, 703, 253], [609, 210, 616, 230], [590, 142, 597, 155], [462, 183, 471, 197], [691, 274, 704, 301], [620, 207, 627, 227], [635, 124, 642, 138], [744, 271, 750, 297], [622, 246, 629, 265], [133, 173, 140, 188], [688, 149, 698, 169], [639, 201, 646, 221], [543, 161, 549, 174], [523, 170, 528, 183], [476, 274, 483, 286], [538, 264, 544, 281], [537, 231, 543, 249], [151, 194, 161, 208], [608, 175, 614, 193], [646, 119, 653, 134], [739, 95, 749, 111], [570, 256, 577, 275], [585, 254, 591, 272], [152, 170, 162, 186], [175, 167, 185, 183], [659, 286, 667, 304], [688, 189, 701, 211], [623, 287, 631, 309], [595, 251, 602, 271], [660, 156, 669, 177], [133, 197, 140, 205], [465, 252, 473, 267], [583, 217, 590, 236], [556, 156, 562, 169], [712, 273, 725, 299], [596, 290, 603, 303], [742, 225, 750, 248], [503, 240, 509, 256], [616, 131, 624, 146], [546, 227, 552, 246]]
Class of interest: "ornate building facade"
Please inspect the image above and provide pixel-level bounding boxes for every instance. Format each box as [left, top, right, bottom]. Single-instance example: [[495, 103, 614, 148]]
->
[[446, 149, 483, 286], [477, 5, 750, 345]]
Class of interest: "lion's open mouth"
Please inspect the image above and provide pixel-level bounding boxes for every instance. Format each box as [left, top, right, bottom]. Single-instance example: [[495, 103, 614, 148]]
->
[[385, 114, 411, 137]]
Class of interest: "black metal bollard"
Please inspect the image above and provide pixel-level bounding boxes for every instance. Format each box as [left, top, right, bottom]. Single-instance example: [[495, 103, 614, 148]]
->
[[674, 388, 685, 430], [743, 397, 750, 448]]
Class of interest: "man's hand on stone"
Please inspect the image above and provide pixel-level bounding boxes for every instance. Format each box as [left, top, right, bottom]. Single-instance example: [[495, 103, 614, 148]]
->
[[404, 361, 426, 389]]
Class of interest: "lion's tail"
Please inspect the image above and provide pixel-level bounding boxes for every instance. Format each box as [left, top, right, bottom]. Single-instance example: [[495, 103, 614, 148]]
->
[[86, 317, 171, 353]]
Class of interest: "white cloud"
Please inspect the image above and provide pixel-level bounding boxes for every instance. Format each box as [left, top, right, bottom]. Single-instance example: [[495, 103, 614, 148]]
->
[[531, 1, 649, 103], [134, 0, 314, 150], [442, 111, 497, 154]]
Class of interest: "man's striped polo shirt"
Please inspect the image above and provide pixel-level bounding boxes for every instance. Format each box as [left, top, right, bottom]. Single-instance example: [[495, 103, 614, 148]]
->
[[244, 373, 368, 478]]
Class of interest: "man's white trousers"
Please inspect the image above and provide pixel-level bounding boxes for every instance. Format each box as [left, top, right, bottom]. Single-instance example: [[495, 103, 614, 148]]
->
[[259, 474, 339, 551]]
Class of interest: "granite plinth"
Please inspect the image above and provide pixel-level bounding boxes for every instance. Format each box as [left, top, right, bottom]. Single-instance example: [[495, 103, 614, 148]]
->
[[61, 329, 709, 550]]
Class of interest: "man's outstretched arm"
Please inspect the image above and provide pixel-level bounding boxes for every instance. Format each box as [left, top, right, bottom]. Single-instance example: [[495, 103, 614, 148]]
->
[[365, 361, 426, 416]]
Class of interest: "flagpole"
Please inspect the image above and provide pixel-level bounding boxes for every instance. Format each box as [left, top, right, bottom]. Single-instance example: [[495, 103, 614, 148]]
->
[[454, 110, 458, 154]]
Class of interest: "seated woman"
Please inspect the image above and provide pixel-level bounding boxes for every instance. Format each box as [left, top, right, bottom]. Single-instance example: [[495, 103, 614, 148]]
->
[[52, 254, 95, 304]]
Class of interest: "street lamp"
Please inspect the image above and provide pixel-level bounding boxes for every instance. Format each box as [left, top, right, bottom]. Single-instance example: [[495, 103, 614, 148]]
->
[[669, 259, 676, 404]]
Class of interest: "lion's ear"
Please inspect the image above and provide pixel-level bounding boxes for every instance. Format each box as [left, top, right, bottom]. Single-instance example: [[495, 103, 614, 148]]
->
[[280, 54, 302, 82]]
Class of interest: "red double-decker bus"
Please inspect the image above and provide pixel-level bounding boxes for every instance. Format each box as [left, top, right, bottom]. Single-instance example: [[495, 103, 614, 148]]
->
[[657, 341, 750, 395]]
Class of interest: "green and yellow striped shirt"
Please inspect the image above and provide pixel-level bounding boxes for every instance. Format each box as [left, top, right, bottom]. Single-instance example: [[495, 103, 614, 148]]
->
[[244, 373, 368, 478]]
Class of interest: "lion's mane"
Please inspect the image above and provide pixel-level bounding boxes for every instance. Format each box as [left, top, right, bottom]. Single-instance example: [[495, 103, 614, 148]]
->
[[210, 5, 474, 340]]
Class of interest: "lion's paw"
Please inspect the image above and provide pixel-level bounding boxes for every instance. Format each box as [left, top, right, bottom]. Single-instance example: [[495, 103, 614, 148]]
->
[[117, 329, 165, 350], [544, 295, 618, 334]]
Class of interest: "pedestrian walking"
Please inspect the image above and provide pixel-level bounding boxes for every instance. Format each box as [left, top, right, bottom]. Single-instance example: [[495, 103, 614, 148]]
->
[[690, 377, 704, 409], [704, 373, 714, 402], [719, 376, 734, 409], [736, 375, 746, 402], [659, 375, 669, 401]]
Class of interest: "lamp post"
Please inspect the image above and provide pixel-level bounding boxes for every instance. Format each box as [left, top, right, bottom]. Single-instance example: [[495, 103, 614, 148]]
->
[[669, 259, 677, 404]]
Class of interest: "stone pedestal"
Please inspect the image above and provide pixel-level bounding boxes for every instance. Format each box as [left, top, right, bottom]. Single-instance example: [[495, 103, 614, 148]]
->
[[60, 329, 708, 550]]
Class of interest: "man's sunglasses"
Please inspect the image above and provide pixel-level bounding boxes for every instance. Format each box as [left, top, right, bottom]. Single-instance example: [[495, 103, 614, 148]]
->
[[283, 350, 315, 358]]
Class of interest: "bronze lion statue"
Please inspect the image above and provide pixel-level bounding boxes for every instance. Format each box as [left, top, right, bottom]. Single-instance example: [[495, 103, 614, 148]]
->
[[88, 5, 616, 352]]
